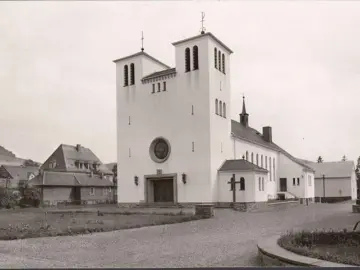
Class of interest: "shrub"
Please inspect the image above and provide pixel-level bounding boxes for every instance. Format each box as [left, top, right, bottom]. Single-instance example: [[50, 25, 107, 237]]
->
[[19, 188, 41, 207], [0, 188, 22, 209]]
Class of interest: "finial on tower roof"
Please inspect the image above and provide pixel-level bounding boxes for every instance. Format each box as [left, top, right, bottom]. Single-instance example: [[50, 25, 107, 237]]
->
[[242, 95, 247, 115], [200, 12, 206, 34], [141, 31, 144, 52]]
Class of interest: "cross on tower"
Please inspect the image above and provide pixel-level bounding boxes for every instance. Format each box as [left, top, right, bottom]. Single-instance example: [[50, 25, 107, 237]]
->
[[227, 174, 241, 204], [200, 12, 206, 34], [141, 31, 144, 52]]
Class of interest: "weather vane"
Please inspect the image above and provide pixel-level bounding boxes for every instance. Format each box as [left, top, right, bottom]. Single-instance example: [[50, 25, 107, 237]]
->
[[200, 12, 206, 34], [141, 31, 144, 52]]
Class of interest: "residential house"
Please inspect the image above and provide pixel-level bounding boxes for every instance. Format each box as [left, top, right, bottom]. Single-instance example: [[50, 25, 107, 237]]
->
[[29, 144, 114, 206], [0, 165, 39, 189]]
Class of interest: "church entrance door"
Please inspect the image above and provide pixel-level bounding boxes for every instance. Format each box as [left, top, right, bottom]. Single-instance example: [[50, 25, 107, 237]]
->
[[153, 178, 174, 202], [280, 178, 287, 192]]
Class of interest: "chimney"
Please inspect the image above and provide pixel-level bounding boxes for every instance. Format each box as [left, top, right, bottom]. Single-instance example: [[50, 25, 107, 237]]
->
[[76, 144, 81, 151], [263, 126, 272, 143]]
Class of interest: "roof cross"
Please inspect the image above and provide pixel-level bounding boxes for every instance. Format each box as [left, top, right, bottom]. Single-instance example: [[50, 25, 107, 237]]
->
[[200, 12, 206, 34], [141, 31, 144, 52]]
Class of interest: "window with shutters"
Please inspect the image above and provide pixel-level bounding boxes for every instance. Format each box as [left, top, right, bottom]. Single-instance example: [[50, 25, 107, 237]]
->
[[185, 48, 190, 72], [130, 63, 135, 85], [124, 65, 129, 86], [214, 48, 217, 69], [193, 46, 199, 70]]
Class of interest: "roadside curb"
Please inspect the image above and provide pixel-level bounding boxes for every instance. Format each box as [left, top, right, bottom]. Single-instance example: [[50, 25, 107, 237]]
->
[[257, 235, 356, 267]]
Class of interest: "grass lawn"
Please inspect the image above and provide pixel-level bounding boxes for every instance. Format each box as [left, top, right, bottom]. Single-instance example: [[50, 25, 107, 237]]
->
[[278, 230, 360, 266], [0, 209, 202, 240]]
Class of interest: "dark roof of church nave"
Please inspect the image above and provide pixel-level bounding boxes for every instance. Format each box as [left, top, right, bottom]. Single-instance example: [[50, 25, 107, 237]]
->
[[230, 120, 315, 172], [219, 159, 268, 173], [142, 68, 176, 81]]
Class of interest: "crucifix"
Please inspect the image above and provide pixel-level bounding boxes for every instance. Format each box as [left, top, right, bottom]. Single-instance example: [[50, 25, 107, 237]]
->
[[200, 12, 206, 34], [141, 31, 144, 52], [228, 174, 241, 204]]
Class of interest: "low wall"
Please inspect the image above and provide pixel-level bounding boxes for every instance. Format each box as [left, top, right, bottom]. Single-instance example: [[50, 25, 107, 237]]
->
[[216, 200, 300, 212], [315, 196, 351, 203], [258, 235, 355, 267]]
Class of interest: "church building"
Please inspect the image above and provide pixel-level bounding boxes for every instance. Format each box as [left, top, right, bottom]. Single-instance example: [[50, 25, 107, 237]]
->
[[114, 29, 315, 211]]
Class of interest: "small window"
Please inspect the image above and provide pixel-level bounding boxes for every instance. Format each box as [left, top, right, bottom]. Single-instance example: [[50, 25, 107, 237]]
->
[[191, 105, 194, 115], [261, 155, 263, 168], [103, 187, 108, 196], [157, 83, 161, 92], [152, 84, 155, 93], [185, 48, 191, 72], [218, 51, 221, 72], [130, 63, 135, 85], [223, 102, 226, 118], [163, 81, 166, 91], [297, 178, 300, 186], [251, 153, 254, 163], [129, 148, 131, 157], [193, 45, 199, 70], [222, 53, 225, 74], [240, 177, 245, 191], [124, 65, 129, 86], [214, 48, 217, 69], [269, 158, 272, 181], [92, 164, 96, 170], [215, 99, 218, 115], [256, 154, 259, 165], [246, 151, 248, 161], [219, 101, 223, 116], [80, 163, 83, 169], [90, 187, 95, 196], [192, 142, 195, 152], [75, 161, 79, 168], [262, 177, 265, 191], [293, 178, 296, 186], [84, 163, 89, 169], [128, 116, 131, 125]]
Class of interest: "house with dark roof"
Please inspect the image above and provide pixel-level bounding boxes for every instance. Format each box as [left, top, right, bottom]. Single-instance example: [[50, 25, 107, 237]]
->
[[115, 29, 315, 211], [29, 144, 114, 206], [299, 160, 357, 202], [0, 165, 39, 189]]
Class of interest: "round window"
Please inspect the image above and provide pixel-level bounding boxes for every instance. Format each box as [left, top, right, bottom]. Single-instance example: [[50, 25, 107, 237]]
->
[[150, 137, 171, 163]]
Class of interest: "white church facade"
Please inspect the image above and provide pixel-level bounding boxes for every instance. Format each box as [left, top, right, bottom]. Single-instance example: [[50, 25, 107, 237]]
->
[[115, 31, 315, 210]]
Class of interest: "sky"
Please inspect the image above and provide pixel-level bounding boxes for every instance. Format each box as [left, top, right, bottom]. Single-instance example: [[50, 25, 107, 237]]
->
[[0, 1, 359, 164]]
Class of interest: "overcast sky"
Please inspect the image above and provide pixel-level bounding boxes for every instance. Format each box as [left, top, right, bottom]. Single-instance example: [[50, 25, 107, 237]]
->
[[0, 1, 359, 164]]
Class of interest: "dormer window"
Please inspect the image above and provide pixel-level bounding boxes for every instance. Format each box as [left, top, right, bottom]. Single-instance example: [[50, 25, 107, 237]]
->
[[75, 161, 79, 168], [80, 163, 83, 169], [84, 163, 89, 169]]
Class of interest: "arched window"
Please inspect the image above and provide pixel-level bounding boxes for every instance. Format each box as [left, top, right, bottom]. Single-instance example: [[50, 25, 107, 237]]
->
[[258, 177, 261, 191], [246, 151, 248, 161], [261, 155, 263, 167], [193, 46, 199, 70], [219, 101, 223, 116], [223, 102, 226, 118], [222, 53, 225, 74], [256, 154, 259, 165], [240, 177, 245, 190], [251, 153, 254, 163], [215, 99, 218, 115], [214, 48, 217, 69], [218, 51, 221, 72], [124, 65, 128, 86], [185, 48, 191, 72], [130, 63, 135, 85]]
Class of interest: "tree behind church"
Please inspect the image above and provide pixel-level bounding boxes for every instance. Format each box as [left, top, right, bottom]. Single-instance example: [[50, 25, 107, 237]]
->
[[112, 164, 117, 203], [317, 156, 323, 163]]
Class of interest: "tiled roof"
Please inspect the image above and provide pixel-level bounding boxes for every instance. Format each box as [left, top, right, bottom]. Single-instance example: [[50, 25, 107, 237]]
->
[[2, 165, 39, 180], [142, 68, 176, 81], [231, 120, 315, 172], [219, 159, 268, 173], [172, 32, 233, 54], [29, 171, 113, 187], [301, 161, 355, 179], [113, 51, 170, 69]]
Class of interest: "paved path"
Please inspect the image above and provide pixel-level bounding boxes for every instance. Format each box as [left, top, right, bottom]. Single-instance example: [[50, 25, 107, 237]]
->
[[0, 202, 358, 268]]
